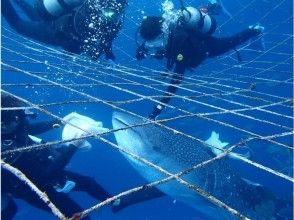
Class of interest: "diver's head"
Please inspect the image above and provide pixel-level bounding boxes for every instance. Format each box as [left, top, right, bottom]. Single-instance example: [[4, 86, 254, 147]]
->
[[136, 16, 166, 60], [139, 16, 164, 41], [1, 93, 27, 135]]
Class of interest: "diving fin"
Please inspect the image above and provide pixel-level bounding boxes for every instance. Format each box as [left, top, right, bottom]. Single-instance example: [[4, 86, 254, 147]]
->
[[28, 135, 43, 144], [55, 180, 76, 193]]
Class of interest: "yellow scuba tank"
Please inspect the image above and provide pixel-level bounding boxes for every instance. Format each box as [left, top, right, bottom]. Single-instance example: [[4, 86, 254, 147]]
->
[[181, 6, 216, 35], [36, 0, 85, 20]]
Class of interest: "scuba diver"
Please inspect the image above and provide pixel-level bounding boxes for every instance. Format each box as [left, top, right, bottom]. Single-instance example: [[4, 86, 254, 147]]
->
[[1, 0, 127, 60], [135, 3, 264, 119], [1, 92, 114, 219], [1, 92, 167, 219]]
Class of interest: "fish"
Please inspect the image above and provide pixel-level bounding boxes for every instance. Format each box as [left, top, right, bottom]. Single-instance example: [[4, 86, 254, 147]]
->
[[112, 111, 286, 219]]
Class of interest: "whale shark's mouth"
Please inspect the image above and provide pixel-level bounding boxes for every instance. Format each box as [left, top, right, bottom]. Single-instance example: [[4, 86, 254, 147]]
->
[[112, 112, 131, 129], [112, 116, 128, 127], [112, 114, 143, 140]]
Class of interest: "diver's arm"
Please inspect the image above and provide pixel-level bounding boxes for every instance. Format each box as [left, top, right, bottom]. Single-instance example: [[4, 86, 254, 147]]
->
[[15, 0, 41, 21], [105, 43, 115, 61], [104, 22, 122, 61], [28, 120, 61, 135], [149, 63, 185, 119], [105, 48, 115, 61], [45, 144, 77, 174], [206, 28, 262, 57], [1, 193, 18, 220]]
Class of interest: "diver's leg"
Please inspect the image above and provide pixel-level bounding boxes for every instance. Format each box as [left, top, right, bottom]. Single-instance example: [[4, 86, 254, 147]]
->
[[48, 189, 91, 220], [63, 171, 166, 213], [22, 187, 90, 220], [64, 171, 112, 201], [1, 195, 18, 220], [15, 0, 41, 21], [112, 186, 166, 213]]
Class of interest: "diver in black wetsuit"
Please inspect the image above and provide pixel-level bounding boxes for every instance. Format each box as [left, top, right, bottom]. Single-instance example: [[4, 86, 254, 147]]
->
[[135, 5, 264, 119], [1, 93, 167, 219], [1, 93, 112, 219], [1, 0, 127, 60]]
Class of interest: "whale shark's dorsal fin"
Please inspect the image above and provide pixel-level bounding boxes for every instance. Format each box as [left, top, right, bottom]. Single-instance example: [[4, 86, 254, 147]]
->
[[205, 131, 229, 156], [205, 131, 251, 160]]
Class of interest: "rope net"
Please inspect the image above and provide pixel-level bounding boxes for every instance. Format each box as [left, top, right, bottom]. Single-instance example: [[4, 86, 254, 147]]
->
[[1, 0, 293, 219]]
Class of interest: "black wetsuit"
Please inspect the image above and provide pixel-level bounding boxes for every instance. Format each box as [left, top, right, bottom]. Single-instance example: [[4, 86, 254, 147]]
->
[[1, 0, 126, 60], [149, 24, 262, 119], [1, 118, 111, 220], [0, 94, 163, 218]]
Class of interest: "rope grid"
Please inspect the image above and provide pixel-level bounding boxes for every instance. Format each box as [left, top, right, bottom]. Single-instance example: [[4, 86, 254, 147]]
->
[[1, 0, 293, 219]]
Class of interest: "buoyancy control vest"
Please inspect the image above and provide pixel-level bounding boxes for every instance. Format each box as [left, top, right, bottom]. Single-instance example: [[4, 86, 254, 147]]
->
[[181, 6, 216, 35]]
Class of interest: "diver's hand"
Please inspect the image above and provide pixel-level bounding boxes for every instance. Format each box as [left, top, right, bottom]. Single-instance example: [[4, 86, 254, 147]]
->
[[249, 24, 265, 35], [62, 112, 109, 148]]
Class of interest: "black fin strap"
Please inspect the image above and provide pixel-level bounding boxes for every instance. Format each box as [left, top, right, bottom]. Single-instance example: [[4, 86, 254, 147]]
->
[[234, 48, 242, 62]]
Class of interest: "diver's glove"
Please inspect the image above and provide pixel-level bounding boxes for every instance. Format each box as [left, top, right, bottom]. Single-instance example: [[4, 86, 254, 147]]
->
[[248, 24, 266, 51], [207, 0, 222, 15], [62, 112, 109, 149], [136, 44, 148, 60], [249, 24, 265, 34], [24, 108, 37, 119]]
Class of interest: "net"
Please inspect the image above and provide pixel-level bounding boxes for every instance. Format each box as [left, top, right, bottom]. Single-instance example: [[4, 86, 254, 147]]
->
[[1, 0, 293, 219]]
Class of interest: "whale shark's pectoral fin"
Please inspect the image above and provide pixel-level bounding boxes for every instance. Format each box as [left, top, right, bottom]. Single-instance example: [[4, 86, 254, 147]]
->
[[229, 145, 252, 160], [241, 178, 263, 187], [230, 151, 251, 160]]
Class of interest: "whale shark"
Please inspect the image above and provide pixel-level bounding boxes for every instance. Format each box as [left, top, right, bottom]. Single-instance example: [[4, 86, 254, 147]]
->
[[112, 112, 289, 219]]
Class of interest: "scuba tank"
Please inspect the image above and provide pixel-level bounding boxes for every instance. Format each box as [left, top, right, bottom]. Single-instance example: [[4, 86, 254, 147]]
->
[[181, 6, 216, 35], [36, 0, 85, 20]]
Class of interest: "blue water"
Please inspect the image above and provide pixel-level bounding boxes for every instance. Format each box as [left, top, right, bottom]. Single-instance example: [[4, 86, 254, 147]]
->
[[1, 0, 293, 219]]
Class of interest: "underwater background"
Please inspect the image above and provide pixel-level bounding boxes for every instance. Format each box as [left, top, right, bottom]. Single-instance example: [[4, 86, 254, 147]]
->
[[1, 0, 293, 219]]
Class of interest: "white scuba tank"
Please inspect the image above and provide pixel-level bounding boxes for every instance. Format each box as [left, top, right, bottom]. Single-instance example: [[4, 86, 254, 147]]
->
[[36, 0, 85, 20], [181, 6, 216, 35]]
